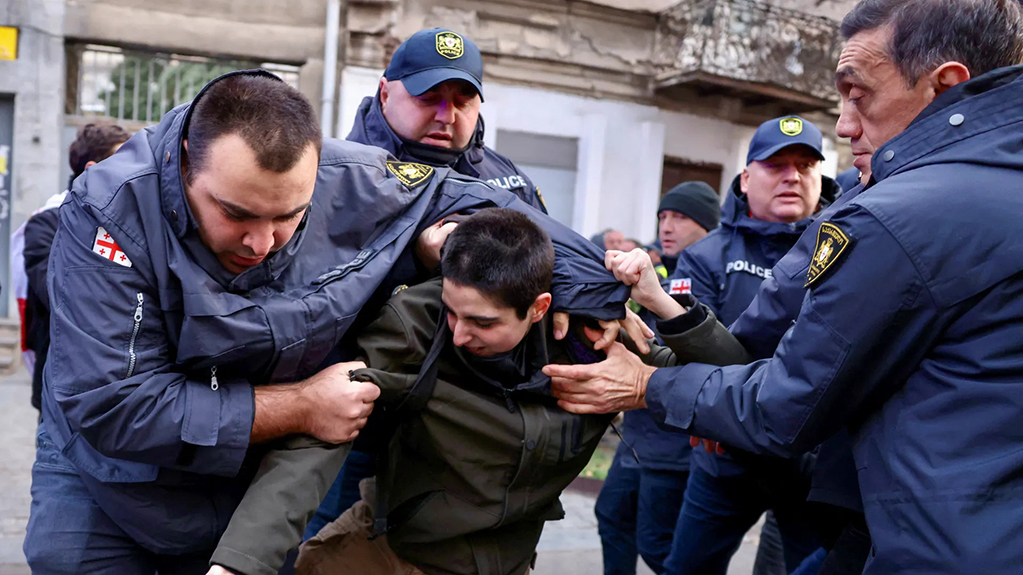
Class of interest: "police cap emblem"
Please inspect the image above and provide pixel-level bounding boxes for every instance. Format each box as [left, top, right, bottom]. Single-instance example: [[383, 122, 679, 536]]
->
[[386, 161, 435, 189], [805, 222, 851, 287], [435, 31, 464, 59], [780, 117, 804, 137]]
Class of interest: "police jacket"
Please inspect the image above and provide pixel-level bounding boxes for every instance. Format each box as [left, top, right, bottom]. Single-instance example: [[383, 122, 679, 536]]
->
[[645, 65, 1023, 574], [673, 174, 840, 477], [348, 94, 547, 212], [42, 71, 628, 556]]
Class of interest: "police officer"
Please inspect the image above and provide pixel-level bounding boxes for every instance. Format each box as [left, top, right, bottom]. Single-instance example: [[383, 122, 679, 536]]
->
[[22, 70, 626, 575], [347, 27, 546, 212], [595, 181, 719, 575], [547, 0, 1023, 572], [665, 117, 841, 575]]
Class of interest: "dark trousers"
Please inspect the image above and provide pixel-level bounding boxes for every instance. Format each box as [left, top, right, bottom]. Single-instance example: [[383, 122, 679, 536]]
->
[[595, 454, 689, 575], [23, 426, 212, 575], [304, 448, 377, 540], [664, 466, 822, 575]]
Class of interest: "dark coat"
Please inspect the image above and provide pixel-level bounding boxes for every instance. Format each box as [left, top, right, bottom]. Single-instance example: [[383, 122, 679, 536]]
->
[[215, 279, 696, 575], [646, 65, 1023, 574], [23, 206, 60, 410]]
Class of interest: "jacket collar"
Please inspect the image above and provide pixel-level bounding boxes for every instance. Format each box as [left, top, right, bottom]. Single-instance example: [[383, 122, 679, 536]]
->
[[348, 94, 487, 177]]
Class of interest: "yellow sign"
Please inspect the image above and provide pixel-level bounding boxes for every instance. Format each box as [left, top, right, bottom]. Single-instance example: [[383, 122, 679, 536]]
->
[[0, 27, 18, 61], [435, 31, 464, 60]]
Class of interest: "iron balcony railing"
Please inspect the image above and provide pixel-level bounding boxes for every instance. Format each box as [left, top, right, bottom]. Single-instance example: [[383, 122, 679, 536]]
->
[[654, 0, 843, 105]]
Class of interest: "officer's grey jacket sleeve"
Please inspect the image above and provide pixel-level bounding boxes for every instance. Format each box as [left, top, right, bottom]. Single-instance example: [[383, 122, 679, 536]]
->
[[645, 207, 941, 457], [211, 438, 350, 575], [45, 193, 254, 476]]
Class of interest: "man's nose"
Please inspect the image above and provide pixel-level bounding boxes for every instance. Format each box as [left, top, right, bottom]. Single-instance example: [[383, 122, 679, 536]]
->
[[451, 322, 472, 347], [836, 104, 861, 140], [434, 100, 456, 124], [242, 224, 275, 257]]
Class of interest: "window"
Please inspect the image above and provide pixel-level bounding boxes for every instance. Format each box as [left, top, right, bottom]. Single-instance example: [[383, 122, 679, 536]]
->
[[496, 130, 579, 227], [65, 44, 300, 123]]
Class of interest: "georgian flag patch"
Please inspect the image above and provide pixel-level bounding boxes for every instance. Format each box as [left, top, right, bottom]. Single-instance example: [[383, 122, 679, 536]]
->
[[92, 227, 133, 268], [669, 278, 692, 295]]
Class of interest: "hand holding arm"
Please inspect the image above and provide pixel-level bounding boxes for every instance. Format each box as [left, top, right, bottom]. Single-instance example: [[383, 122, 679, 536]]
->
[[414, 219, 459, 271], [545, 341, 655, 414], [605, 249, 687, 320], [251, 361, 378, 444]]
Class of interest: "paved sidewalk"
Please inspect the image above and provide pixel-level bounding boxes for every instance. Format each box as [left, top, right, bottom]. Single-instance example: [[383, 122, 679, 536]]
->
[[0, 370, 760, 575], [533, 490, 760, 575], [0, 371, 34, 575]]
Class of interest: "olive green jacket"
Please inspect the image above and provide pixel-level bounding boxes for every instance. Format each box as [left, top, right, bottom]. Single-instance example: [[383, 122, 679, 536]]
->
[[212, 281, 748, 575]]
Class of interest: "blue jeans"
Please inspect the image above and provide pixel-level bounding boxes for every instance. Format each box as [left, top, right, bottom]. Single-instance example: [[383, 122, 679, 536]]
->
[[23, 425, 211, 575], [664, 466, 822, 575], [304, 448, 377, 540], [595, 454, 689, 575]]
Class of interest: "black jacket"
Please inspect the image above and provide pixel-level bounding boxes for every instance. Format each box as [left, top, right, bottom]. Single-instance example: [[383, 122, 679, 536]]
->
[[23, 206, 60, 410]]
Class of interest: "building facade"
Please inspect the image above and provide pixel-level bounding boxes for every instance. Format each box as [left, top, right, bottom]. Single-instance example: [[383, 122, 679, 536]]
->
[[0, 0, 854, 318]]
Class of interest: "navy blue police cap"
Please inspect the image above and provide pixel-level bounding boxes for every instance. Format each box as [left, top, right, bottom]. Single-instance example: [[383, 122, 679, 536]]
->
[[384, 28, 484, 101], [746, 116, 825, 165]]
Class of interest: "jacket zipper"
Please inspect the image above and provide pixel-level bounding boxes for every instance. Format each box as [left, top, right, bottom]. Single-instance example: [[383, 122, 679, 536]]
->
[[210, 366, 219, 391], [126, 292, 144, 378]]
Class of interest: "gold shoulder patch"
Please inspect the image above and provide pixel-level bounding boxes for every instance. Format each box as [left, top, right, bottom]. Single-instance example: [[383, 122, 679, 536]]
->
[[805, 222, 851, 287], [386, 161, 434, 189], [535, 186, 547, 210], [435, 31, 464, 59]]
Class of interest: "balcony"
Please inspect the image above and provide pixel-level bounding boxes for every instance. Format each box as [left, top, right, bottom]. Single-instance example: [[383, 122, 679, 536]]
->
[[653, 0, 843, 113]]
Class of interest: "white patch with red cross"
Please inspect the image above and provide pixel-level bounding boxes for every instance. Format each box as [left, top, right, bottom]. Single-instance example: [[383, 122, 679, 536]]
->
[[669, 278, 691, 295], [92, 227, 133, 268]]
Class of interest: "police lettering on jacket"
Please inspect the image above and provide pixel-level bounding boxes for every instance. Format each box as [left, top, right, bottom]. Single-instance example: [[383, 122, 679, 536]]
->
[[724, 259, 773, 279], [486, 174, 528, 190]]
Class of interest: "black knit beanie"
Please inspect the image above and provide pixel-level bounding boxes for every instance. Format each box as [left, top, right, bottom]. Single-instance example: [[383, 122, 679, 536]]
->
[[658, 181, 721, 232]]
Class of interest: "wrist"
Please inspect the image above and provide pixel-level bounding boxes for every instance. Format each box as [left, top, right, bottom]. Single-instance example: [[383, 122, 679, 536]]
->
[[649, 292, 687, 320], [634, 364, 655, 409]]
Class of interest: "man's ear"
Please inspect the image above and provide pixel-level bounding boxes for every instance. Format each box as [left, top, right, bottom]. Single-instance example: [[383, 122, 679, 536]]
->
[[84, 160, 98, 170], [739, 168, 751, 194], [379, 78, 390, 111], [929, 62, 971, 98], [531, 292, 553, 323]]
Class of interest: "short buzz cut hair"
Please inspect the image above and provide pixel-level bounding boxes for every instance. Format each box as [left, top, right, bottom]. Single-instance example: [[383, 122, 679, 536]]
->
[[184, 72, 321, 183], [441, 208, 555, 319], [841, 0, 1023, 85]]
